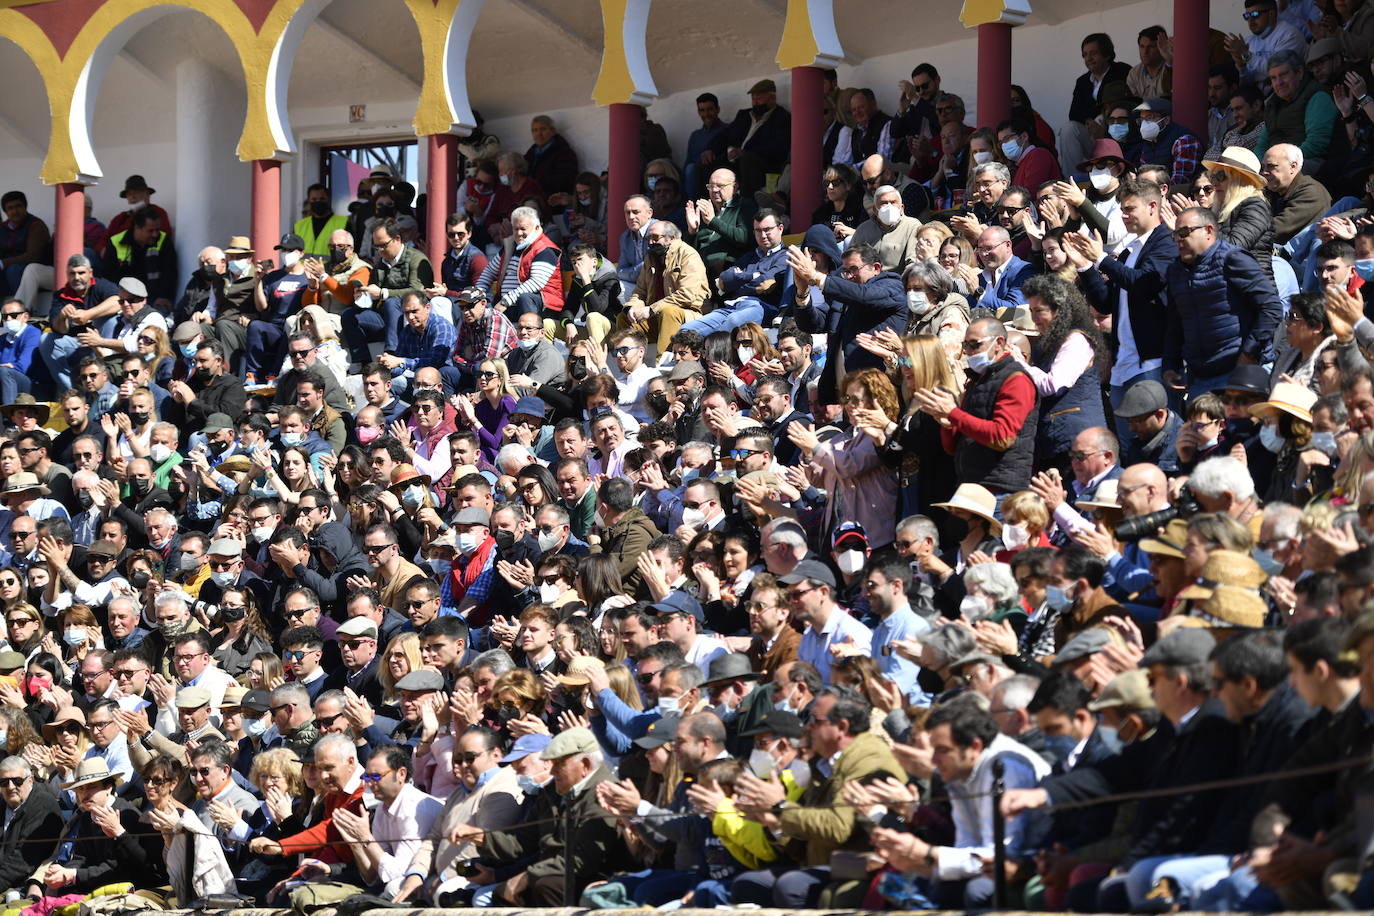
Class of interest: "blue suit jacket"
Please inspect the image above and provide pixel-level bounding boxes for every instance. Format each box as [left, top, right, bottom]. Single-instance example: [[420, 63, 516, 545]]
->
[[796, 270, 906, 402], [1078, 225, 1179, 364], [976, 255, 1037, 313]]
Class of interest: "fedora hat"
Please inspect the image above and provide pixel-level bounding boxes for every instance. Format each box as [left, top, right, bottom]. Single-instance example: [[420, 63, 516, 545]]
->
[[224, 236, 254, 255], [1201, 146, 1265, 189], [1249, 381, 1317, 424], [555, 656, 606, 687], [388, 463, 432, 490], [1075, 138, 1128, 173], [42, 706, 86, 743], [1194, 583, 1268, 629], [932, 483, 1002, 534], [1140, 518, 1189, 559], [62, 757, 124, 791], [2, 472, 48, 498], [119, 175, 155, 198], [0, 394, 49, 425], [1078, 478, 1121, 511]]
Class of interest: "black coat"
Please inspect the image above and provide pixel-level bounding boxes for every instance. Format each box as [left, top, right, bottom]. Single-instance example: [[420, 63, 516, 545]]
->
[[58, 798, 165, 893], [1078, 224, 1178, 365], [0, 783, 63, 890], [160, 372, 248, 436], [711, 106, 793, 172]]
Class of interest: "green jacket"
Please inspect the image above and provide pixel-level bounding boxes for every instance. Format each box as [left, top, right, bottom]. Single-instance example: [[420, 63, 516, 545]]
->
[[691, 194, 758, 276], [593, 506, 660, 591], [779, 731, 905, 866], [372, 244, 434, 301], [482, 765, 633, 892]]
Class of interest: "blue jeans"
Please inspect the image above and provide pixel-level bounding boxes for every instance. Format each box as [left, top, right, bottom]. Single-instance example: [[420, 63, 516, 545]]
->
[[243, 320, 286, 378], [0, 263, 25, 298], [1125, 854, 1233, 909], [40, 315, 117, 391], [504, 291, 546, 317], [1109, 366, 1167, 453], [1188, 370, 1235, 403], [343, 296, 402, 364], [597, 868, 698, 906], [1286, 195, 1362, 290], [0, 365, 31, 405], [679, 297, 766, 336]]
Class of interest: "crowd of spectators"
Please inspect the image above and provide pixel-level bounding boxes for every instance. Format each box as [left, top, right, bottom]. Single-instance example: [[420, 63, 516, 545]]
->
[[3, 0, 1374, 912]]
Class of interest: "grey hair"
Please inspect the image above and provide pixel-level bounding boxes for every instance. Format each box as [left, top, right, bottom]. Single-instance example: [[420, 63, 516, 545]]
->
[[902, 260, 954, 302], [1263, 502, 1303, 541], [495, 443, 536, 476], [993, 674, 1040, 713], [680, 441, 714, 464], [0, 755, 30, 777], [922, 623, 977, 669], [314, 732, 358, 764], [1270, 142, 1303, 170], [270, 681, 310, 708], [1266, 49, 1305, 75], [314, 689, 347, 713], [650, 219, 682, 240], [1189, 455, 1256, 502], [896, 514, 940, 545], [189, 739, 236, 769], [144, 506, 177, 530], [66, 254, 92, 271], [472, 648, 515, 677], [972, 161, 1011, 185], [762, 518, 807, 554], [153, 590, 190, 614], [536, 503, 571, 526], [873, 184, 900, 200], [510, 206, 541, 228], [498, 151, 529, 175], [329, 229, 355, 247], [964, 562, 1019, 611]]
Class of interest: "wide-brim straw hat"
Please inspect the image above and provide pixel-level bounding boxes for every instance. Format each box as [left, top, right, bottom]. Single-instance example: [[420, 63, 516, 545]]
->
[[1201, 146, 1265, 188], [1176, 549, 1268, 600], [62, 756, 124, 791], [1249, 381, 1317, 424], [932, 483, 1003, 534]]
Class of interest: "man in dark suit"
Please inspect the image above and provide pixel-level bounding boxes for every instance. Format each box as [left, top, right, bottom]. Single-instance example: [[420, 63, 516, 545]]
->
[[0, 758, 64, 891], [973, 226, 1037, 317], [1072, 178, 1179, 448], [1060, 32, 1134, 177], [750, 377, 810, 467], [709, 80, 792, 195]]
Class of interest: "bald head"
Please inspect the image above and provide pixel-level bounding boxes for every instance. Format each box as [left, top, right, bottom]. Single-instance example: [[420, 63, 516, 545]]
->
[[1119, 462, 1169, 515], [860, 154, 888, 183], [706, 169, 737, 204]]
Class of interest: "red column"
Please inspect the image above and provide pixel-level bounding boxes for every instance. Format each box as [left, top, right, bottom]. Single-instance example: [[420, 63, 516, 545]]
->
[[53, 183, 86, 287], [250, 159, 282, 259], [1173, 0, 1209, 137], [790, 65, 824, 233], [977, 23, 1013, 130], [606, 102, 643, 262], [426, 133, 456, 267]]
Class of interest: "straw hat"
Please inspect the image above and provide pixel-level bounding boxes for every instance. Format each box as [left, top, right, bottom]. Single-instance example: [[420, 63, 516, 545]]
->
[[1201, 146, 1265, 189], [555, 656, 606, 687], [42, 706, 86, 743], [1139, 518, 1189, 559], [1193, 582, 1268, 629], [932, 483, 1003, 534], [1176, 549, 1268, 601], [0, 394, 49, 425], [2, 473, 49, 498], [388, 463, 431, 490], [1249, 381, 1318, 424]]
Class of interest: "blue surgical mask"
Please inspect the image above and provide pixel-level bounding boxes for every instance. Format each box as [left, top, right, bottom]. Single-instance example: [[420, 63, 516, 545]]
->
[[966, 349, 995, 374], [1258, 24, 1274, 40], [1107, 123, 1130, 142], [1260, 423, 1284, 453], [1044, 585, 1069, 610], [280, 432, 304, 447], [1311, 431, 1337, 455], [1355, 259, 1374, 281], [518, 337, 539, 350], [1254, 547, 1284, 577], [181, 342, 198, 359], [517, 774, 543, 795], [244, 718, 267, 738], [1001, 138, 1023, 161]]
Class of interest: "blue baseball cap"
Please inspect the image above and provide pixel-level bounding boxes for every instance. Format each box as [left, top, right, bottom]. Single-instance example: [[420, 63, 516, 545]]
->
[[499, 733, 552, 764]]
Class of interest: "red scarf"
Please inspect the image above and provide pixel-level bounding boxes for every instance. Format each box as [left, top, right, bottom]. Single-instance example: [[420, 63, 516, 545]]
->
[[451, 535, 497, 602]]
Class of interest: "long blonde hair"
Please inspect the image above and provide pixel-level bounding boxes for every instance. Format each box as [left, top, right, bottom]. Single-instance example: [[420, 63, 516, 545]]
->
[[1217, 171, 1264, 222], [903, 333, 959, 401], [479, 357, 517, 400]]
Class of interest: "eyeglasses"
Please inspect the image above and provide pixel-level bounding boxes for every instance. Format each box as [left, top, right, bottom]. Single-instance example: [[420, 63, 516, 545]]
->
[[1242, 9, 1265, 20], [1194, 185, 1215, 195], [112, 668, 146, 679], [1173, 225, 1209, 240], [996, 205, 1028, 216], [612, 346, 641, 357], [729, 448, 762, 461], [636, 670, 661, 685], [786, 585, 817, 602], [173, 652, 206, 662], [136, 336, 155, 345], [446, 231, 469, 240], [961, 336, 993, 353], [283, 650, 317, 661], [87, 719, 116, 731], [0, 776, 27, 788], [190, 767, 220, 778], [269, 703, 293, 714], [364, 544, 393, 554], [6, 616, 35, 627], [360, 768, 394, 783], [144, 776, 174, 787], [1068, 449, 1101, 462], [9, 529, 33, 538], [208, 559, 239, 571], [406, 598, 436, 608], [317, 713, 342, 728]]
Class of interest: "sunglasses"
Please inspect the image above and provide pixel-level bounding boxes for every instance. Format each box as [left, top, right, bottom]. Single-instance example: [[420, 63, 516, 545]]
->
[[0, 776, 27, 788], [453, 752, 484, 764], [359, 768, 394, 783], [190, 767, 220, 777], [144, 776, 175, 787]]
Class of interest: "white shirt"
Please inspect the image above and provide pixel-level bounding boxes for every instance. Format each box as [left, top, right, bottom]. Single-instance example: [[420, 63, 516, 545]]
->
[[1097, 228, 1162, 386], [685, 633, 729, 677], [371, 782, 446, 890], [611, 362, 661, 423]]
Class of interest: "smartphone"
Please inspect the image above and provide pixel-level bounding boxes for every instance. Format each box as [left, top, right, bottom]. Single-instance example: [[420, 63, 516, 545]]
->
[[257, 258, 276, 271]]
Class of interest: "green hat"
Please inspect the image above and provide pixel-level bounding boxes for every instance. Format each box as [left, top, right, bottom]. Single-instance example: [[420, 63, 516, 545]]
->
[[539, 726, 599, 760]]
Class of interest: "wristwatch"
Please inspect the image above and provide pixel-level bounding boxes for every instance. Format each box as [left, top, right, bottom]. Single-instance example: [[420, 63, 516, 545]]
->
[[771, 800, 789, 818]]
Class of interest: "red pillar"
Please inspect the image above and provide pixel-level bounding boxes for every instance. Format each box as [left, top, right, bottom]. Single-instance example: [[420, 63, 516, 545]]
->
[[250, 159, 282, 259], [606, 102, 642, 262], [53, 183, 86, 288], [426, 133, 456, 267], [1173, 0, 1209, 137], [790, 66, 825, 233], [977, 23, 1013, 130]]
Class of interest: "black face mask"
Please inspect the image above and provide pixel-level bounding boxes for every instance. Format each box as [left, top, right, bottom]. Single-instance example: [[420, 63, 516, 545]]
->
[[493, 529, 516, 551], [129, 478, 151, 497], [917, 666, 946, 696], [310, 200, 331, 217], [375, 202, 397, 217], [647, 242, 669, 258], [1227, 417, 1257, 437], [128, 569, 151, 590], [129, 411, 150, 426], [168, 481, 185, 502], [569, 361, 589, 382], [328, 247, 345, 266], [219, 605, 246, 623], [647, 392, 670, 416], [495, 705, 521, 725], [752, 103, 769, 117], [77, 490, 94, 510], [194, 368, 213, 384]]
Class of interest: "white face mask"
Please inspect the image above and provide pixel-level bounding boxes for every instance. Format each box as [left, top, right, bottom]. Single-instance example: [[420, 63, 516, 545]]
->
[[282, 252, 302, 268], [907, 290, 933, 314], [748, 747, 777, 778], [877, 203, 902, 227], [973, 150, 994, 165], [682, 506, 707, 530], [737, 346, 755, 366], [1001, 522, 1031, 549], [1260, 423, 1285, 453], [960, 594, 991, 620], [354, 292, 374, 310], [1139, 119, 1162, 141], [227, 258, 251, 277], [251, 525, 275, 543], [2, 319, 23, 338], [1089, 168, 1115, 191], [656, 695, 680, 714], [835, 549, 866, 575], [537, 528, 563, 553], [63, 628, 87, 647], [538, 583, 561, 604], [150, 444, 172, 464], [456, 532, 481, 555]]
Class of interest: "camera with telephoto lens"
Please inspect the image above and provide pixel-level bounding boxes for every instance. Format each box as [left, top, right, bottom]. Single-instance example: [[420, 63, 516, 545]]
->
[[1113, 486, 1202, 542]]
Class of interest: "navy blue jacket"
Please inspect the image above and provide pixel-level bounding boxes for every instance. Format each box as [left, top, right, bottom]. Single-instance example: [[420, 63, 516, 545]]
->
[[795, 268, 906, 403], [1165, 238, 1283, 379], [1079, 224, 1177, 364], [719, 245, 790, 312]]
